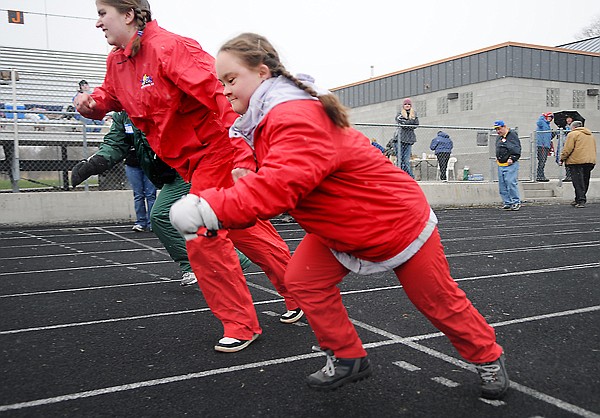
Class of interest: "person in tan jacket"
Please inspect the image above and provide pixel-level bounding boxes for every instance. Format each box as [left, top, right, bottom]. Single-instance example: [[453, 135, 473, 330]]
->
[[560, 120, 597, 208]]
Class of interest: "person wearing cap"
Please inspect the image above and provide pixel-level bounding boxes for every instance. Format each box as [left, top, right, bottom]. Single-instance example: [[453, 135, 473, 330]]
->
[[493, 120, 522, 211], [535, 112, 554, 182], [394, 98, 419, 178], [559, 120, 597, 208]]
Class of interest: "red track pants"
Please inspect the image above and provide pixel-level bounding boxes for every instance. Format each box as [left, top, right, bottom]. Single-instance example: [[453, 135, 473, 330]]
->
[[187, 158, 297, 341], [285, 228, 503, 363]]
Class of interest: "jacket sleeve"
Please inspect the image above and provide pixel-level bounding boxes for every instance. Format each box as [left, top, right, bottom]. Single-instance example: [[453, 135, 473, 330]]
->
[[508, 132, 522, 161], [201, 107, 338, 228], [85, 55, 124, 120], [94, 112, 130, 166], [560, 132, 575, 161], [230, 135, 258, 171], [164, 40, 238, 128], [430, 138, 437, 150]]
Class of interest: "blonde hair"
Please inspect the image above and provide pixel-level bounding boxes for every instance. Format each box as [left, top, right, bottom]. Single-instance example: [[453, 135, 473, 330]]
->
[[219, 33, 350, 128], [99, 0, 152, 57]]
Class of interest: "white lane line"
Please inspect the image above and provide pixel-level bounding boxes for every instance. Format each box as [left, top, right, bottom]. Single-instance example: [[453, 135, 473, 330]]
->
[[0, 260, 173, 276], [350, 311, 600, 418], [1, 306, 598, 415], [431, 376, 460, 388], [479, 399, 506, 407], [392, 361, 421, 371], [0, 351, 326, 413], [94, 227, 170, 257]]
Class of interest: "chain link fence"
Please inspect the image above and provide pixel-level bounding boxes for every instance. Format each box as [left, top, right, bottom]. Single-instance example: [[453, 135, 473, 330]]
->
[[1, 69, 126, 192], [2, 69, 598, 193]]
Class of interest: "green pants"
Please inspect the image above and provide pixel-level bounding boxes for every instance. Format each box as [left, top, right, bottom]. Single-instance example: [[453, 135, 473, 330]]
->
[[149, 175, 251, 273]]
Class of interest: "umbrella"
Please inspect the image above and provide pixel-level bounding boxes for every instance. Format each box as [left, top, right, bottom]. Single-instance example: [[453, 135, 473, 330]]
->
[[552, 110, 585, 129]]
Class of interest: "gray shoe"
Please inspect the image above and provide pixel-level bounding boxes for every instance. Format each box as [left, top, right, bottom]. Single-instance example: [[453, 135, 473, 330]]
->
[[510, 203, 521, 211], [474, 353, 509, 400], [306, 347, 372, 391], [180, 271, 197, 287]]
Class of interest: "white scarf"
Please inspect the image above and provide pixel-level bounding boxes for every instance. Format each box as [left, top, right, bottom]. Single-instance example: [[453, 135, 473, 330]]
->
[[229, 74, 329, 149]]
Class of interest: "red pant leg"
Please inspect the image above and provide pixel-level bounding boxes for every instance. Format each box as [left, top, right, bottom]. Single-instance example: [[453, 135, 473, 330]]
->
[[285, 234, 367, 358], [228, 220, 298, 311], [186, 230, 261, 340], [394, 228, 503, 363]]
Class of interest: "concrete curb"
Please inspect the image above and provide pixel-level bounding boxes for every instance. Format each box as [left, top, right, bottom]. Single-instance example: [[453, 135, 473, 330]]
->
[[1, 180, 598, 227]]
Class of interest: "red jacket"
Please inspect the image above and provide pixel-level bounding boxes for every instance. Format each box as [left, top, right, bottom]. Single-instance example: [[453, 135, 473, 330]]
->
[[202, 100, 432, 262], [83, 21, 254, 182]]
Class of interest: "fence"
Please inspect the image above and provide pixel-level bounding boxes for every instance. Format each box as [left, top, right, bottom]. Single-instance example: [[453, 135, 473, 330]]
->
[[1, 67, 599, 193], [0, 68, 125, 192], [356, 123, 600, 183]]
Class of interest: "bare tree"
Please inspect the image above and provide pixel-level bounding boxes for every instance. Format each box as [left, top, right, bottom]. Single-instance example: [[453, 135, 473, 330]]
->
[[577, 15, 600, 39]]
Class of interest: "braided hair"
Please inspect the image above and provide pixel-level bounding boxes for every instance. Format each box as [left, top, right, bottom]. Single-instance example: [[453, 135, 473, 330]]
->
[[99, 0, 152, 57], [219, 33, 350, 128]]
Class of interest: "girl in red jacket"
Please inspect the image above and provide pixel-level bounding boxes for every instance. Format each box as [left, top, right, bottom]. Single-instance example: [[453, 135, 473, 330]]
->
[[75, 1, 303, 353], [170, 33, 510, 399]]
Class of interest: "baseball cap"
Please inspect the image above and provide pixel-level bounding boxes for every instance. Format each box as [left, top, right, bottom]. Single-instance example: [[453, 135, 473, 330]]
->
[[543, 112, 553, 118], [493, 120, 506, 128]]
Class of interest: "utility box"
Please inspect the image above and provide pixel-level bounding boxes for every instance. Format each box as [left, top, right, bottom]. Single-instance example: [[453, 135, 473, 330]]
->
[[476, 131, 488, 146]]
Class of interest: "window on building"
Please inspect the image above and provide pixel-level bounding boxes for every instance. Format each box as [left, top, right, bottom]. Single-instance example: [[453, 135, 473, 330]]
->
[[573, 90, 585, 109], [546, 88, 559, 107], [437, 97, 448, 114], [415, 100, 426, 117], [460, 92, 473, 111]]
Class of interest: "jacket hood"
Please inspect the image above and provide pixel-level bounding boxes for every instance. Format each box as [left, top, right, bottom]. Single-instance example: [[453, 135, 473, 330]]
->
[[574, 127, 592, 135]]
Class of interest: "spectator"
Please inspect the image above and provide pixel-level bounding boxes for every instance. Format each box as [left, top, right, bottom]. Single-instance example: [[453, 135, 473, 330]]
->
[[76, 0, 303, 352], [559, 120, 596, 208], [559, 116, 574, 182], [371, 139, 385, 153], [535, 112, 553, 182], [494, 120, 521, 211], [171, 32, 510, 400], [429, 131, 453, 181], [394, 98, 419, 178], [71, 111, 251, 286], [124, 141, 157, 232], [72, 80, 104, 132]]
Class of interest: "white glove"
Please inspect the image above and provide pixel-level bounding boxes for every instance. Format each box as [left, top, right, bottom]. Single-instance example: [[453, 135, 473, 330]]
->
[[169, 194, 220, 240]]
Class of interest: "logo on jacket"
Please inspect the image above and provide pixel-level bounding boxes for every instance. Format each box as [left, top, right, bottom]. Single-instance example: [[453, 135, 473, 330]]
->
[[140, 74, 154, 88]]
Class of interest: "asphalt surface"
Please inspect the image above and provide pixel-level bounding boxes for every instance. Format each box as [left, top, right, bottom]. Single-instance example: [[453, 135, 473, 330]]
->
[[0, 204, 599, 417]]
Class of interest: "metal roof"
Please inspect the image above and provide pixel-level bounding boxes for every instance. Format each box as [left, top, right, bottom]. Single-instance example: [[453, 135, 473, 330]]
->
[[556, 36, 600, 53]]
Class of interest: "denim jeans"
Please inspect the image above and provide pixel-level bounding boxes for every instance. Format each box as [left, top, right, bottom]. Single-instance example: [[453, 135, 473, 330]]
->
[[497, 162, 520, 205], [125, 165, 157, 229], [399, 142, 414, 178]]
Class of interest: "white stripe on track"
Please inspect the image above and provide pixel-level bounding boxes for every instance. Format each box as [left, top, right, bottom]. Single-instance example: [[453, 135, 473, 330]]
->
[[0, 305, 598, 416]]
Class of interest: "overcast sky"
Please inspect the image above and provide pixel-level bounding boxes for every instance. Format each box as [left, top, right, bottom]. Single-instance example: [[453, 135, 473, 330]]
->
[[1, 0, 599, 89]]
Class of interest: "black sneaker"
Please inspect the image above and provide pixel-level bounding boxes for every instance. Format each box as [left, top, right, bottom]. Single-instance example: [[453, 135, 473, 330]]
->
[[510, 203, 521, 211], [214, 333, 259, 353], [575, 203, 586, 208], [474, 353, 509, 400], [280, 308, 304, 324], [306, 347, 372, 391], [501, 204, 512, 210]]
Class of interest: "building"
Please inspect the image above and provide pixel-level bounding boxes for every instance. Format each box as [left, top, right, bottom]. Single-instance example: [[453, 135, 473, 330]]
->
[[332, 37, 600, 133]]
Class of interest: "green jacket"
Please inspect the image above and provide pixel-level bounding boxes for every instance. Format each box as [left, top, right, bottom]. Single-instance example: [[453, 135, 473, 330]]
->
[[96, 111, 178, 188]]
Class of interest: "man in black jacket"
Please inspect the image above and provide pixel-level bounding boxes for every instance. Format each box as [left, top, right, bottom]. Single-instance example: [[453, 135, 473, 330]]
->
[[494, 120, 522, 211]]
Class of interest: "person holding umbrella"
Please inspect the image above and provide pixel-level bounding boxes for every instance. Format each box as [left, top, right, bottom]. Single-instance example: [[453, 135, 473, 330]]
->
[[553, 111, 585, 182]]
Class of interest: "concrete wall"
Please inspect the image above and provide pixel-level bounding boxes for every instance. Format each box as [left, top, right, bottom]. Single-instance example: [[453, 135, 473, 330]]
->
[[1, 180, 598, 227], [349, 78, 600, 134]]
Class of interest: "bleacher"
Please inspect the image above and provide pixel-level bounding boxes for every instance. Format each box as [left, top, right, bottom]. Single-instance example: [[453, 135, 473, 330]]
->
[[0, 46, 114, 191], [0, 45, 107, 112]]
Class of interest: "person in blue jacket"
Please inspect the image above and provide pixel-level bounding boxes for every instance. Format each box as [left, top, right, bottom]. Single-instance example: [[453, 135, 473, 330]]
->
[[429, 131, 453, 181], [535, 112, 554, 181]]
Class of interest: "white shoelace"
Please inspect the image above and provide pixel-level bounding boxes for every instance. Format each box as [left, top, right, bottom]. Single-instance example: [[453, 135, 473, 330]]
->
[[312, 346, 336, 377]]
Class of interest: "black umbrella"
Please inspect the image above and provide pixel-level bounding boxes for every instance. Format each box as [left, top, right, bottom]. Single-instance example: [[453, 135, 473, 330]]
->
[[552, 110, 585, 129]]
